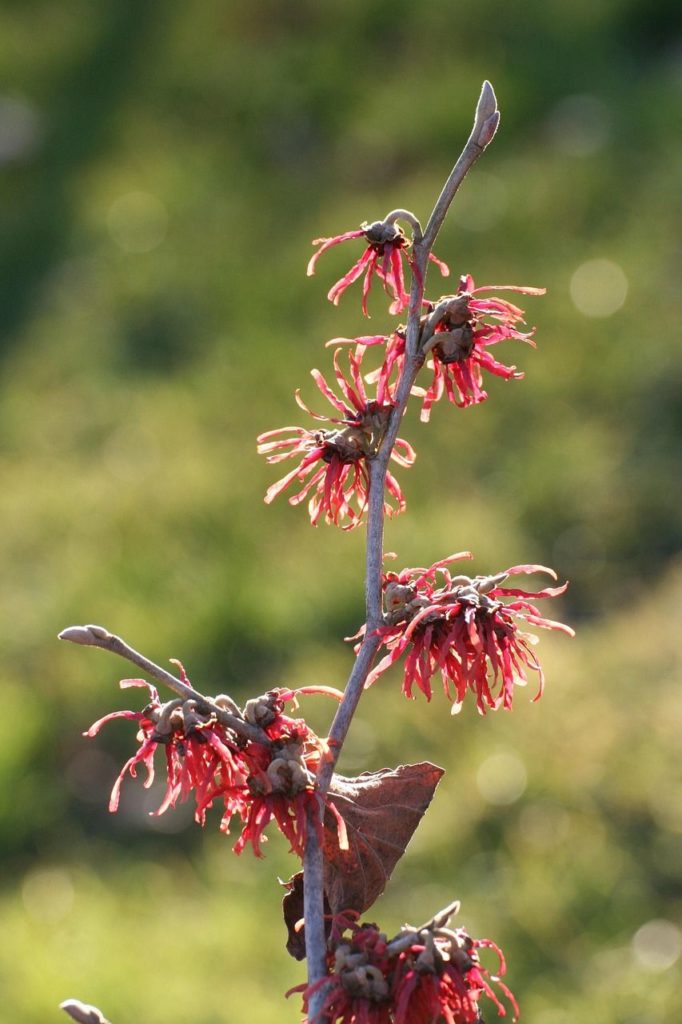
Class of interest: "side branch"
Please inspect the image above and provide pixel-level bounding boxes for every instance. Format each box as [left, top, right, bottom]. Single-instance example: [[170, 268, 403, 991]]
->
[[58, 624, 269, 745]]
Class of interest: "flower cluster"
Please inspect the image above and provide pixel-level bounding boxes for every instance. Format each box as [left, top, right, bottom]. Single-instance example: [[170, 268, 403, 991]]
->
[[290, 908, 518, 1024], [338, 273, 544, 422], [258, 347, 415, 530], [308, 219, 449, 317], [261, 210, 545, 536], [418, 275, 545, 417], [354, 554, 573, 713], [86, 673, 344, 858]]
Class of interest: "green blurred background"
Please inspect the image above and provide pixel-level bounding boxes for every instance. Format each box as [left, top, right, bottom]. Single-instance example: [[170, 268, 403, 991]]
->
[[1, 1, 681, 1021]]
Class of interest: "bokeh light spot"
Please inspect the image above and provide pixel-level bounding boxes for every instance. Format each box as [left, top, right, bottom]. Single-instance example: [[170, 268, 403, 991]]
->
[[22, 867, 74, 923], [0, 95, 42, 164], [632, 919, 682, 971], [107, 191, 168, 253], [476, 751, 527, 806], [570, 259, 628, 318], [546, 94, 611, 156]]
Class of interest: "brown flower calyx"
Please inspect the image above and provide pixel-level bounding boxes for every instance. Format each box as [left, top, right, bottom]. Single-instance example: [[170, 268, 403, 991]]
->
[[334, 943, 391, 1002], [244, 690, 285, 727], [419, 290, 476, 365], [318, 403, 394, 465], [147, 689, 293, 751], [383, 581, 430, 624], [149, 697, 233, 745], [248, 739, 314, 798], [406, 925, 477, 977], [439, 293, 473, 327], [383, 571, 510, 625], [362, 219, 408, 249], [447, 571, 510, 609], [316, 426, 366, 463], [433, 324, 475, 365]]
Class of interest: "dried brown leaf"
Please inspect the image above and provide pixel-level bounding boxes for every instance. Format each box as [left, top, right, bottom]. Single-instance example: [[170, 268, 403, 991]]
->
[[323, 762, 444, 916], [282, 762, 444, 957], [281, 871, 332, 961]]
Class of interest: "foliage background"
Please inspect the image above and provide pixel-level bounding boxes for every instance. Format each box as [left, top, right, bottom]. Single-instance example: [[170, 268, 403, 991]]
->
[[1, 1, 681, 1022]]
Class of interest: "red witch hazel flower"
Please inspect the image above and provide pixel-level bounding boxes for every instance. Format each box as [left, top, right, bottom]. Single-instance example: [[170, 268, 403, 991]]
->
[[257, 347, 415, 530], [354, 553, 573, 714], [392, 928, 518, 1024], [289, 903, 518, 1024], [231, 688, 347, 858], [84, 675, 247, 821], [307, 218, 449, 316], [85, 671, 347, 859], [418, 273, 545, 419], [343, 273, 545, 420]]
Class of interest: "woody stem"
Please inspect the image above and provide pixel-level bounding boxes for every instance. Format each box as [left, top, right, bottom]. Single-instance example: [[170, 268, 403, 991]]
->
[[303, 80, 500, 1022]]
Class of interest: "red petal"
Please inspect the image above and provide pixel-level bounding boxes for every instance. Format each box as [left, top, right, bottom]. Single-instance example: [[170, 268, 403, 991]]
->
[[306, 229, 365, 276], [428, 251, 450, 277]]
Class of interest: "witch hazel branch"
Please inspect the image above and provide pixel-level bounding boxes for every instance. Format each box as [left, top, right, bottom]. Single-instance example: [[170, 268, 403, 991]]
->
[[59, 83, 573, 1024]]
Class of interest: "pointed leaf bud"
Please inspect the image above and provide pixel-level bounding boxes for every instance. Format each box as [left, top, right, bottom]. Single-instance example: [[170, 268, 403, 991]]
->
[[473, 81, 500, 148], [60, 999, 111, 1024]]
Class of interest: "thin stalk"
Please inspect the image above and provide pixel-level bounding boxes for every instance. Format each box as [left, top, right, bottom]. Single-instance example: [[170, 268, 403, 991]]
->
[[302, 803, 328, 993], [304, 81, 500, 1021], [58, 624, 269, 746]]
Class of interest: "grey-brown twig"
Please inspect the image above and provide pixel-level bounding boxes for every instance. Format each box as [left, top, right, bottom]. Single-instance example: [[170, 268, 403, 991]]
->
[[304, 81, 501, 1023], [58, 624, 269, 746], [302, 802, 328, 996]]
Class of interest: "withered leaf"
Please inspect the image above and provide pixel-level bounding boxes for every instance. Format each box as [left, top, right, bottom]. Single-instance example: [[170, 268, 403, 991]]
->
[[323, 762, 444, 916], [281, 871, 331, 961], [281, 871, 306, 960], [281, 762, 444, 958]]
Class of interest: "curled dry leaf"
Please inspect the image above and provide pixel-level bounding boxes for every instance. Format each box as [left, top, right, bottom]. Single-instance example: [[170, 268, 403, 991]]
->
[[282, 761, 444, 959], [281, 870, 331, 961], [324, 762, 444, 914]]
